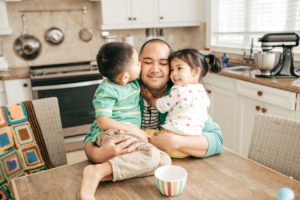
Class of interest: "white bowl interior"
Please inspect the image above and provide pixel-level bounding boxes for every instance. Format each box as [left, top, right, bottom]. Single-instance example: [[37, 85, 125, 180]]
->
[[155, 165, 187, 182]]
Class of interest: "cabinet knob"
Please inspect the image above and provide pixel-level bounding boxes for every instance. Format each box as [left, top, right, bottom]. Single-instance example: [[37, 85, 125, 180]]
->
[[133, 17, 136, 21], [255, 106, 261, 111], [128, 17, 132, 21], [23, 83, 28, 87], [257, 91, 263, 96], [261, 108, 267, 113], [206, 89, 211, 94], [160, 16, 164, 20]]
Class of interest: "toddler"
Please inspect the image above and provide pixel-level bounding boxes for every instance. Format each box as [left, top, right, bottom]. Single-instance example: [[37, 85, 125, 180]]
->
[[80, 42, 171, 200], [142, 49, 218, 158]]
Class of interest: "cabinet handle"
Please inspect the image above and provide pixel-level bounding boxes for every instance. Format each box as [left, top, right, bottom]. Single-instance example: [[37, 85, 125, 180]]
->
[[261, 108, 267, 113], [257, 91, 263, 96], [23, 83, 28, 87], [128, 17, 132, 21], [206, 89, 211, 94], [160, 16, 164, 20], [133, 17, 136, 21], [255, 106, 261, 111]]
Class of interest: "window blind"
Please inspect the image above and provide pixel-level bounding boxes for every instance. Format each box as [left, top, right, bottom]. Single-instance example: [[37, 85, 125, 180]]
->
[[209, 0, 300, 57]]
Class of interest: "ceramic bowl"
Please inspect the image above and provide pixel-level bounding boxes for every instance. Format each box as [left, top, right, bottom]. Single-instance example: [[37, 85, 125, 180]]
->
[[154, 165, 187, 196]]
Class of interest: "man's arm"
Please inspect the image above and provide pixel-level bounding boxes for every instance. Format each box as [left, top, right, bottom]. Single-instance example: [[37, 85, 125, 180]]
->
[[150, 116, 223, 158]]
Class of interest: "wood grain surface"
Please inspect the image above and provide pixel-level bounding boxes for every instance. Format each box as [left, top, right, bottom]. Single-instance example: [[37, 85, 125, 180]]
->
[[12, 149, 300, 200]]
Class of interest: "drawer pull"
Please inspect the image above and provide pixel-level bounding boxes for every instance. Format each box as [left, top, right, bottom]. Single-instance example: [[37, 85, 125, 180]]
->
[[160, 16, 164, 20], [128, 17, 132, 20], [257, 91, 263, 96], [261, 108, 267, 113], [23, 83, 28, 87], [255, 106, 261, 111], [206, 89, 212, 94], [133, 17, 136, 21]]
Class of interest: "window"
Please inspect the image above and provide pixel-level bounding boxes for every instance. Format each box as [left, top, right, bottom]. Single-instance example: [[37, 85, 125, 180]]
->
[[208, 0, 300, 60]]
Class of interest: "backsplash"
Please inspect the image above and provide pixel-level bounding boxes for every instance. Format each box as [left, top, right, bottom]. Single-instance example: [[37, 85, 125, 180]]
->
[[0, 0, 205, 68]]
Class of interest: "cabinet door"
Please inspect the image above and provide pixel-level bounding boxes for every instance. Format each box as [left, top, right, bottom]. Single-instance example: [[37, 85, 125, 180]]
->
[[0, 1, 12, 35], [205, 83, 238, 153], [4, 79, 32, 104], [101, 0, 131, 26], [158, 0, 199, 25], [131, 0, 157, 24]]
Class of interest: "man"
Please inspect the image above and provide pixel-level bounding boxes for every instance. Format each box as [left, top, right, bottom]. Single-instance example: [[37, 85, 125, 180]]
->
[[84, 39, 223, 162]]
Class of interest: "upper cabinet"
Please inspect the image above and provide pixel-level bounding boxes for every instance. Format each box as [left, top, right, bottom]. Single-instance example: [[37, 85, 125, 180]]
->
[[99, 0, 200, 30], [0, 1, 12, 35]]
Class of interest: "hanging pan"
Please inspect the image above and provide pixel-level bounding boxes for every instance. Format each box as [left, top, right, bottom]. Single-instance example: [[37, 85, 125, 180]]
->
[[14, 14, 42, 60], [79, 7, 93, 42]]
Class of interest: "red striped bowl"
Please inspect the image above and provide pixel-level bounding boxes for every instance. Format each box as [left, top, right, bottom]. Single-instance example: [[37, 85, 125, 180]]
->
[[154, 165, 187, 196]]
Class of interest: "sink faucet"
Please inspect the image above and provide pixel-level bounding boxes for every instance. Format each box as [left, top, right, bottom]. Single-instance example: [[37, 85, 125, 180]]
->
[[243, 38, 254, 64]]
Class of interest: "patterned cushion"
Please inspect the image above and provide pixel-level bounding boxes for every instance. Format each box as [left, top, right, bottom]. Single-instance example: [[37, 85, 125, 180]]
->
[[0, 102, 48, 199]]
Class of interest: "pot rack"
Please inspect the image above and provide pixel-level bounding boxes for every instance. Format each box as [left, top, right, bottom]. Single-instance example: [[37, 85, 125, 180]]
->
[[19, 7, 87, 14]]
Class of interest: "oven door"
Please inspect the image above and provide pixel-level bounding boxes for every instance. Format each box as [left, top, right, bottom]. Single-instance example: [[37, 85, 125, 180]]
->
[[31, 79, 102, 137]]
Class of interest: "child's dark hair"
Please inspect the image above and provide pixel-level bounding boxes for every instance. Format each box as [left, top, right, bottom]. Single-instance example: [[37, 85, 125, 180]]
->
[[168, 49, 221, 79], [97, 42, 134, 81]]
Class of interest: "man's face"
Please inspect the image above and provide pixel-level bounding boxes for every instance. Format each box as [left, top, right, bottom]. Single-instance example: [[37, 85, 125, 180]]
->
[[139, 42, 171, 92]]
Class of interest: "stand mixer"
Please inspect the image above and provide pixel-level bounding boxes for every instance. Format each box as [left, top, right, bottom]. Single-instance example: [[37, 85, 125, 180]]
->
[[256, 32, 299, 78]]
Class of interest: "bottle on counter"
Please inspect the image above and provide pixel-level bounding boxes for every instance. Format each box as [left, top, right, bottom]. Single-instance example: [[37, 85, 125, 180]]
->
[[221, 53, 229, 69]]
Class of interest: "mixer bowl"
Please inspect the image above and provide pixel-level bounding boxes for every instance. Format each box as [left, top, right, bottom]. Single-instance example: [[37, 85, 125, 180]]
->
[[254, 52, 281, 75]]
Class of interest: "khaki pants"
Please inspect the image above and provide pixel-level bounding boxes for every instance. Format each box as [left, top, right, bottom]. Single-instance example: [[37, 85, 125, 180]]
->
[[96, 130, 171, 182]]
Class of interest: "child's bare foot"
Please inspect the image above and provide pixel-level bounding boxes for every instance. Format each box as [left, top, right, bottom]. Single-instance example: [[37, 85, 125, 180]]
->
[[80, 163, 112, 200]]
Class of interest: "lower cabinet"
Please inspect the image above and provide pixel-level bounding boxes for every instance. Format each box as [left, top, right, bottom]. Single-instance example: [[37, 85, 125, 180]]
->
[[203, 73, 298, 157], [3, 79, 32, 104]]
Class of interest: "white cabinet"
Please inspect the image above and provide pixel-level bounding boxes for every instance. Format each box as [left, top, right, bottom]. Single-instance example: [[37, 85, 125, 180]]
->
[[4, 79, 32, 104], [203, 73, 297, 157], [158, 0, 199, 27], [0, 80, 7, 105], [0, 1, 12, 35], [101, 0, 157, 30], [203, 74, 239, 152], [99, 0, 200, 30]]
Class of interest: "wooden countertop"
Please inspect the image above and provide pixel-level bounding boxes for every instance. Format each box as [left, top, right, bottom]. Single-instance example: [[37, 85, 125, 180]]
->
[[216, 69, 300, 93], [12, 149, 300, 200], [0, 67, 29, 80]]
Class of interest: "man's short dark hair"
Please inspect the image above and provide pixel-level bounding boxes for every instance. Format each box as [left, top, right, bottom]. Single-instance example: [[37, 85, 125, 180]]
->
[[97, 42, 133, 81]]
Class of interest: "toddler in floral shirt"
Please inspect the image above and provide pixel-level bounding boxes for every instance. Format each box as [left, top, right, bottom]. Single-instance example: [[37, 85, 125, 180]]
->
[[142, 49, 217, 157]]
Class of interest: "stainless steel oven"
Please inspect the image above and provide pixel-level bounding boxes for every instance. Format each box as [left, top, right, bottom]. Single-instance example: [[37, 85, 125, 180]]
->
[[30, 61, 102, 151]]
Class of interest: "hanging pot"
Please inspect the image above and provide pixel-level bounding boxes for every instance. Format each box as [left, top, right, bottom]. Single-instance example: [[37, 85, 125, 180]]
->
[[45, 27, 64, 45], [79, 7, 93, 42], [14, 14, 41, 60]]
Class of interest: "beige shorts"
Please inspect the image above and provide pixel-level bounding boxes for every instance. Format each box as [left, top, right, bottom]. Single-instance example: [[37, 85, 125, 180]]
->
[[96, 129, 171, 182]]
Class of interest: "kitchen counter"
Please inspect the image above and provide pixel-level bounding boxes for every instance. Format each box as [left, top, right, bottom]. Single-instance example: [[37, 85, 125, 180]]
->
[[217, 69, 300, 93], [0, 66, 30, 80]]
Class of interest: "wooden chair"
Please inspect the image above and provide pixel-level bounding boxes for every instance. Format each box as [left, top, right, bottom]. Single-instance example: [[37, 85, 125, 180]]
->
[[248, 113, 300, 181], [32, 97, 67, 167]]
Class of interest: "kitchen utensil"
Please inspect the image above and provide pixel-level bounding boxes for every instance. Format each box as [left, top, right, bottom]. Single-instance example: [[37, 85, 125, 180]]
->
[[154, 165, 187, 197], [254, 51, 281, 77], [257, 32, 299, 78], [45, 27, 64, 45], [14, 14, 41, 60], [79, 7, 93, 42]]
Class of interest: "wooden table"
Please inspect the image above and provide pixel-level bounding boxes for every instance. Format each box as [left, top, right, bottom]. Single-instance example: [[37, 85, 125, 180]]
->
[[12, 149, 300, 200]]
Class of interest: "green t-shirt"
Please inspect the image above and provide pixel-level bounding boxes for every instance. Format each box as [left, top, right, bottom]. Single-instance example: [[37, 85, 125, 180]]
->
[[84, 79, 141, 144]]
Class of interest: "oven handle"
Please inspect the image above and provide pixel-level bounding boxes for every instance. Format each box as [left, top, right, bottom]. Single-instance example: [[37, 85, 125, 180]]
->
[[32, 80, 102, 91]]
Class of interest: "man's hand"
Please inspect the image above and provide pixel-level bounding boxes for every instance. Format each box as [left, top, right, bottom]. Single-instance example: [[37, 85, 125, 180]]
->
[[141, 84, 157, 107], [149, 131, 179, 153], [102, 135, 140, 158]]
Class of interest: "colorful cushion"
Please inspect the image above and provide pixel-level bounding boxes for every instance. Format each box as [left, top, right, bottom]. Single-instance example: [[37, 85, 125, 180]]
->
[[0, 149, 25, 181], [0, 107, 8, 128], [0, 167, 4, 185], [0, 127, 14, 155], [0, 183, 14, 200], [18, 144, 44, 170], [2, 103, 28, 125]]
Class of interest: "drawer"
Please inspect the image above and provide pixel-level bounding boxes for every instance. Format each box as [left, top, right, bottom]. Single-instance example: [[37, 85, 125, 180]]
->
[[203, 73, 236, 92], [237, 80, 296, 110]]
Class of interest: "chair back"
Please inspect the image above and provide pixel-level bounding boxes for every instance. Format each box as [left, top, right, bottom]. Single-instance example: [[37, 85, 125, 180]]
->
[[248, 113, 300, 181]]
